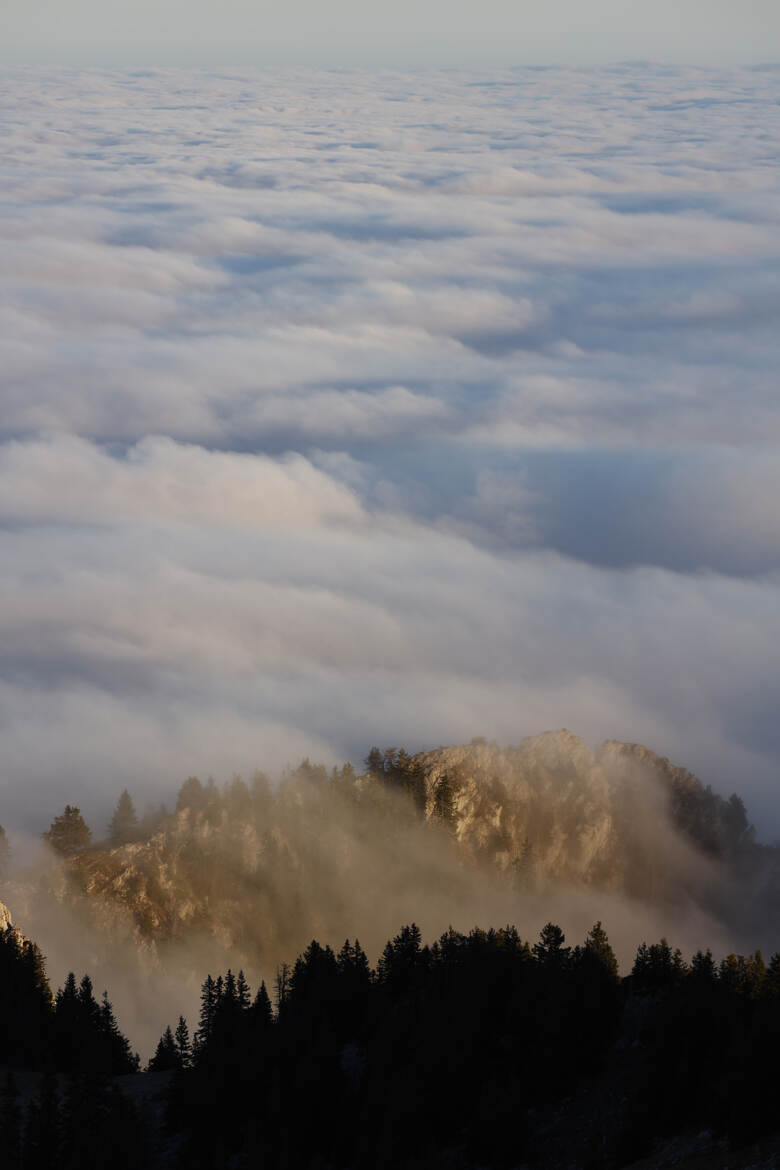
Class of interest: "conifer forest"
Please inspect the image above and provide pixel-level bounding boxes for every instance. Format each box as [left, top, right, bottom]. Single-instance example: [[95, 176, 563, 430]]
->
[[3, 744, 780, 1168], [3, 905, 780, 1168]]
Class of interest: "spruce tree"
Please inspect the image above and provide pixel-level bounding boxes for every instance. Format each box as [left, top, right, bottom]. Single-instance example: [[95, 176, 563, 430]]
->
[[690, 948, 717, 984], [252, 982, 273, 1031], [533, 923, 570, 968], [43, 807, 91, 854], [364, 748, 383, 777], [176, 777, 206, 814], [17, 941, 53, 1066], [53, 973, 80, 1070], [99, 990, 139, 1074], [148, 1026, 180, 1072], [745, 950, 767, 998], [222, 969, 238, 1011], [236, 970, 251, 1011], [581, 921, 619, 981], [193, 974, 218, 1059], [77, 974, 101, 1033], [174, 1017, 191, 1069], [377, 923, 424, 990], [107, 790, 137, 845], [633, 938, 687, 989]]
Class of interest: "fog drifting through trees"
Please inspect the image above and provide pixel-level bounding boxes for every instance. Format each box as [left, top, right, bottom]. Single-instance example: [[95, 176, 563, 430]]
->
[[2, 732, 776, 1059]]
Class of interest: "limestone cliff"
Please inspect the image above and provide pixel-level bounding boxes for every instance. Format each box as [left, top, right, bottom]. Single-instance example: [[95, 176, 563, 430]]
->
[[0, 899, 13, 933], [414, 730, 754, 899], [12, 732, 777, 975]]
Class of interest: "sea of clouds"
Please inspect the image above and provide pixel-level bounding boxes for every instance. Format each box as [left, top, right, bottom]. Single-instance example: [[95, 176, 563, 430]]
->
[[1, 63, 779, 836]]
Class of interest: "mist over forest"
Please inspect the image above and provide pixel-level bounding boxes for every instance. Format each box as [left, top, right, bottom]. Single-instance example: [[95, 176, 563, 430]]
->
[[1, 731, 778, 1061], [3, 736, 780, 1168]]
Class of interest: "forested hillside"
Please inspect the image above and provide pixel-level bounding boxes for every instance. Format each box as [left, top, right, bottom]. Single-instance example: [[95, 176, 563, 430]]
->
[[3, 901, 780, 1169], [7, 732, 777, 979], [0, 906, 141, 1167]]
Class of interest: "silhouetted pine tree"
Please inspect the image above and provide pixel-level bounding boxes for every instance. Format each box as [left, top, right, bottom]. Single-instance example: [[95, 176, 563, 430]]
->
[[148, 1026, 180, 1072], [632, 938, 687, 989], [236, 970, 251, 1011], [533, 921, 571, 968], [690, 948, 717, 985], [193, 974, 218, 1060], [252, 981, 273, 1032], [174, 1016, 191, 1069], [375, 924, 429, 1021], [0, 928, 53, 1067]]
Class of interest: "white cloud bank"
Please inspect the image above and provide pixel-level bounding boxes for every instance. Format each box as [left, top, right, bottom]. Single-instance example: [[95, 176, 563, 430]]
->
[[0, 64, 779, 835]]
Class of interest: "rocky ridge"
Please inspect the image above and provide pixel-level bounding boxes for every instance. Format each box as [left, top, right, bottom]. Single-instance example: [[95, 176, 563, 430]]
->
[[9, 731, 775, 974]]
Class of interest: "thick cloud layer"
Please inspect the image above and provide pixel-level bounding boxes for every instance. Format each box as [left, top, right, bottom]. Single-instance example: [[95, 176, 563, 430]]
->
[[1, 64, 779, 835]]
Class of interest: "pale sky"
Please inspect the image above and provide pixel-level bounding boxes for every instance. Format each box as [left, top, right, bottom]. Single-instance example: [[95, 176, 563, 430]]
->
[[2, 0, 779, 65]]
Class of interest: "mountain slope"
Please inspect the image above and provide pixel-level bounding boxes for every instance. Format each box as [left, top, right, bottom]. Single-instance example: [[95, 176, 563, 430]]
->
[[11, 733, 768, 954]]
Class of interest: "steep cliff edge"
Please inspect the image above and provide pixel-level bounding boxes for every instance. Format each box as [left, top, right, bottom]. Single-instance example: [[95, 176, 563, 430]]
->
[[0, 899, 13, 933], [414, 731, 755, 896]]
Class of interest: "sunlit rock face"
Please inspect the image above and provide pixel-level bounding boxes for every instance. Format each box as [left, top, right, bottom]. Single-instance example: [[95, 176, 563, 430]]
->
[[0, 900, 27, 949], [416, 732, 698, 895], [415, 730, 763, 905], [71, 807, 268, 948], [0, 899, 13, 932], [418, 731, 615, 881], [10, 731, 775, 996], [57, 734, 759, 934]]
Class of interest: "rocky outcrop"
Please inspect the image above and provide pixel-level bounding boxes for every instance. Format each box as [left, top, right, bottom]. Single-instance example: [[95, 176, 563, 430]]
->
[[413, 728, 769, 912], [416, 731, 615, 881], [0, 899, 13, 932], [15, 731, 769, 973]]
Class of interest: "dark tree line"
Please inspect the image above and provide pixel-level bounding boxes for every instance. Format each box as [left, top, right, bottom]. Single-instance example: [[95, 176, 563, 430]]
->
[[5, 910, 780, 1168], [152, 922, 780, 1170], [0, 923, 141, 1169], [0, 924, 138, 1075]]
